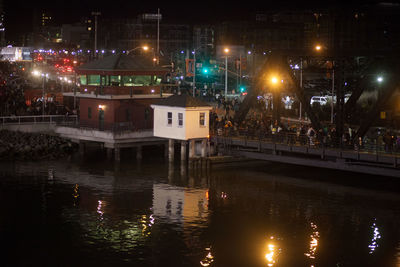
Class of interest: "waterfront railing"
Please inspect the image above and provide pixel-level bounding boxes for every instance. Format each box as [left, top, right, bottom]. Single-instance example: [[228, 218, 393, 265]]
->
[[1, 115, 78, 126], [211, 128, 400, 156]]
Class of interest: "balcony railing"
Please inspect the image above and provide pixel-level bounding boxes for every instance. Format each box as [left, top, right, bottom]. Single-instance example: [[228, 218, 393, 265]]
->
[[1, 115, 78, 126]]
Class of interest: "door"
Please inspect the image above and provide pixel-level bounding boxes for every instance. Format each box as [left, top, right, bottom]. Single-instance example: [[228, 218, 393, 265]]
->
[[99, 109, 104, 130]]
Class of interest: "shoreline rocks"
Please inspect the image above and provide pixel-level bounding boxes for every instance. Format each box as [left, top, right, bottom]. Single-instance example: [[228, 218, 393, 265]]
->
[[0, 130, 78, 160]]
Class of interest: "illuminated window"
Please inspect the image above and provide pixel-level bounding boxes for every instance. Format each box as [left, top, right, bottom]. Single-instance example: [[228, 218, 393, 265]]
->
[[133, 75, 151, 86], [87, 75, 100, 85], [122, 76, 134, 86], [153, 75, 162, 85], [110, 75, 121, 86], [80, 75, 87, 85], [167, 112, 172, 125]]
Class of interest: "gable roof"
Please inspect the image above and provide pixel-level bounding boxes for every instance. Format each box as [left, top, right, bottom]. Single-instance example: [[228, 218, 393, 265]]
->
[[77, 53, 168, 73], [154, 94, 211, 108]]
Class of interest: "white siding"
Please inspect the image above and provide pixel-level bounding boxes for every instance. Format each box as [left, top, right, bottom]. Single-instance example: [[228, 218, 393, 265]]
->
[[151, 105, 211, 140]]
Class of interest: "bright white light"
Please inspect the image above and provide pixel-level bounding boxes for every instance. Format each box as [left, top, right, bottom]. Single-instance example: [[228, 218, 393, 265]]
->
[[32, 70, 41, 76], [377, 76, 383, 83]]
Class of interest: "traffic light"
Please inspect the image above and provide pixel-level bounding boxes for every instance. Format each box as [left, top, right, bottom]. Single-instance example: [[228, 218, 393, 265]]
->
[[239, 85, 246, 93], [202, 67, 209, 74]]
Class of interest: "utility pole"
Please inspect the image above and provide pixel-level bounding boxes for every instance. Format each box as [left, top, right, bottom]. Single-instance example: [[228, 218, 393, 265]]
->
[[157, 8, 160, 65], [225, 55, 228, 100], [299, 58, 302, 120], [193, 48, 196, 97], [91, 11, 101, 58]]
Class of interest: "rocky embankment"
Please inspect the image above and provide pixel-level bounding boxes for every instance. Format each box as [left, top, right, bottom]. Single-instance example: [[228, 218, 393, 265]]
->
[[0, 130, 78, 160]]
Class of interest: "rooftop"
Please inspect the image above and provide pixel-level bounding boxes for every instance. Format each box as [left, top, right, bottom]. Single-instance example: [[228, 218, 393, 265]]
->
[[77, 53, 169, 74], [153, 94, 211, 108]]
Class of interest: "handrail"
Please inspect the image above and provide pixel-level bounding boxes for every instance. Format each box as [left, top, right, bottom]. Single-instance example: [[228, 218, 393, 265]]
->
[[211, 130, 400, 157], [1, 115, 78, 125]]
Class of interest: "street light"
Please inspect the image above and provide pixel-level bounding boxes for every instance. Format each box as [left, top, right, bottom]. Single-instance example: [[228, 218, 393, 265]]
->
[[377, 76, 383, 83], [127, 45, 150, 55], [224, 47, 229, 100]]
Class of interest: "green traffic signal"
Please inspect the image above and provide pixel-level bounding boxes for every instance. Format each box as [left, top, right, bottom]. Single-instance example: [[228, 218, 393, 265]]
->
[[240, 85, 246, 92], [202, 67, 209, 74]]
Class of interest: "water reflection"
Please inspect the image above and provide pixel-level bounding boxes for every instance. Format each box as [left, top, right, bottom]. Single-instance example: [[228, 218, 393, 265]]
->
[[368, 219, 381, 254], [200, 246, 214, 266], [72, 183, 79, 206], [265, 236, 281, 266], [304, 222, 320, 263], [152, 183, 209, 225], [97, 200, 104, 221], [1, 160, 400, 266]]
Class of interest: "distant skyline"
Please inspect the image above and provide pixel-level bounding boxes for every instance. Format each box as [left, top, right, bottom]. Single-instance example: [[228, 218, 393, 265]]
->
[[3, 0, 394, 43]]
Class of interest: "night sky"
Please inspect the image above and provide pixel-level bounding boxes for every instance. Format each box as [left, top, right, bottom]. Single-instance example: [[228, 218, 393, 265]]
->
[[3, 0, 388, 43]]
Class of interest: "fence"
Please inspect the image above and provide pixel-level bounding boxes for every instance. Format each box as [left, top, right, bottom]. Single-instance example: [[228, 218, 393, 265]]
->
[[212, 128, 400, 155], [0, 115, 78, 126]]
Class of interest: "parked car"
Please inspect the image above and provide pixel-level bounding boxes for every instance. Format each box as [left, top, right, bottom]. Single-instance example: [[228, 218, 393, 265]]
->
[[310, 96, 328, 105]]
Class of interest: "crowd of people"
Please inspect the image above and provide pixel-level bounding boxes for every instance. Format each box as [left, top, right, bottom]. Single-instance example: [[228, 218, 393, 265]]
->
[[209, 96, 400, 153], [0, 62, 73, 117]]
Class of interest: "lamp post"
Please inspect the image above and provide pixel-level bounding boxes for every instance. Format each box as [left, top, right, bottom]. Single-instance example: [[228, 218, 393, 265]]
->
[[41, 73, 48, 116], [193, 48, 196, 97], [331, 61, 335, 124], [299, 58, 303, 120], [127, 45, 149, 55], [224, 48, 229, 100], [269, 75, 282, 124], [91, 12, 101, 58]]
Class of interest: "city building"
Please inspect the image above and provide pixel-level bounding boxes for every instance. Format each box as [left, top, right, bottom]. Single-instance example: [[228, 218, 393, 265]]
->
[[151, 94, 212, 161], [57, 52, 172, 161], [71, 53, 170, 130]]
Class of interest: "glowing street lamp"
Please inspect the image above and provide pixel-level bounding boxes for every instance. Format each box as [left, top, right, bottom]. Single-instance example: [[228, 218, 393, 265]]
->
[[315, 44, 322, 51], [377, 76, 383, 83], [127, 45, 150, 55], [269, 74, 282, 88]]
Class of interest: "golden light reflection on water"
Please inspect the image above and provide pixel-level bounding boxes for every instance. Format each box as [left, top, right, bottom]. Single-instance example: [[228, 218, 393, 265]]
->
[[200, 246, 214, 266], [140, 214, 155, 237], [265, 236, 280, 266], [72, 183, 79, 206], [396, 242, 400, 266], [304, 222, 320, 260]]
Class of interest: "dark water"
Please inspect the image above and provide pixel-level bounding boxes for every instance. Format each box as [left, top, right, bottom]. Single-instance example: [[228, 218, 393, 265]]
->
[[1, 153, 400, 267]]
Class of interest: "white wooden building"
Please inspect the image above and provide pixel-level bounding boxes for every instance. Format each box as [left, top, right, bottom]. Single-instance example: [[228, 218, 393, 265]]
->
[[151, 94, 212, 161]]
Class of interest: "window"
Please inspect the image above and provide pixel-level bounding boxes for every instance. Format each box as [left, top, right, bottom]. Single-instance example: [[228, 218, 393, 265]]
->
[[199, 112, 205, 126], [87, 75, 100, 85], [88, 107, 92, 119], [133, 75, 152, 86], [167, 112, 172, 125], [122, 76, 134, 86], [178, 113, 183, 126], [110, 75, 121, 86], [80, 75, 87, 85], [152, 75, 162, 85]]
